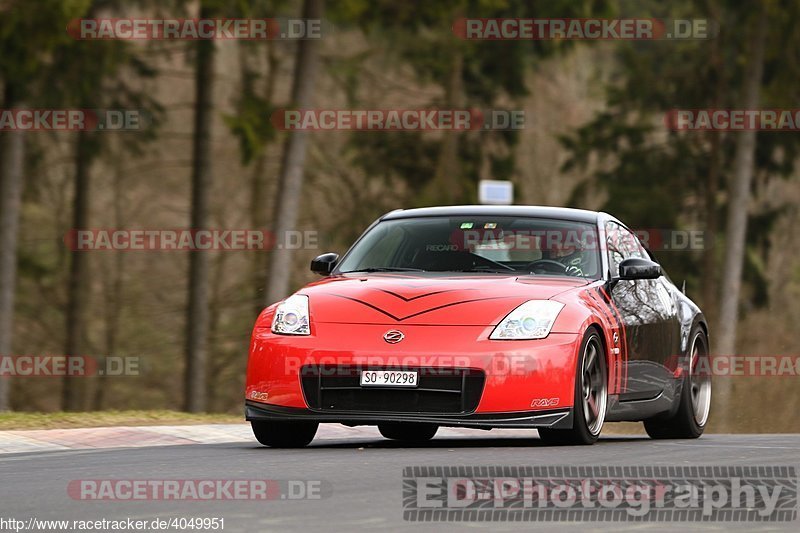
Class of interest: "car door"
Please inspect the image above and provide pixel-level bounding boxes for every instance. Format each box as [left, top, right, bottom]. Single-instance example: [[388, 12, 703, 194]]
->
[[605, 221, 679, 400]]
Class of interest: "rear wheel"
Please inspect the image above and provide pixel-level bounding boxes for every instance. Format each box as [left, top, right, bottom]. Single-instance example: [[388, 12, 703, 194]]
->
[[251, 420, 318, 448], [378, 423, 438, 443], [644, 327, 710, 439], [538, 329, 607, 445]]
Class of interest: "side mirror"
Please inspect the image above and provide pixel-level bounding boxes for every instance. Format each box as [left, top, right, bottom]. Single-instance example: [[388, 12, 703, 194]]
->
[[618, 257, 662, 280], [310, 252, 339, 275]]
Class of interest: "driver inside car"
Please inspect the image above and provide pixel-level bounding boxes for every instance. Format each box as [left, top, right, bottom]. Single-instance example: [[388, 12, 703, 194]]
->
[[542, 236, 591, 277]]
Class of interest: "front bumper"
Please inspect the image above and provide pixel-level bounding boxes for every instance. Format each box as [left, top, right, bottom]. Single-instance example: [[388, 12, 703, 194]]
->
[[246, 323, 581, 414], [245, 400, 573, 429]]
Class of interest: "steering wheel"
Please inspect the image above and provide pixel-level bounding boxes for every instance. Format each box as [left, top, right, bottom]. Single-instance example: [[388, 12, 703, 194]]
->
[[524, 259, 568, 275]]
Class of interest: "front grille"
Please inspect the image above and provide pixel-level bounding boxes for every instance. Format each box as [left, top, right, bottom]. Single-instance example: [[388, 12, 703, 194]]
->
[[300, 365, 485, 414]]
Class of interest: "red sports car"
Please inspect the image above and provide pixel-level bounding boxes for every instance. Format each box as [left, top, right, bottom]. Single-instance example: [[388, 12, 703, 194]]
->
[[245, 206, 710, 446]]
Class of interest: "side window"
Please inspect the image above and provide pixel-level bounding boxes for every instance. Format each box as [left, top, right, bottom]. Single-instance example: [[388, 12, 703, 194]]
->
[[605, 222, 645, 277]]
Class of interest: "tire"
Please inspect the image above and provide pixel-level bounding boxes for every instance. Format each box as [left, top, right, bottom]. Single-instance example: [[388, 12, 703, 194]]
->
[[644, 327, 710, 439], [378, 423, 438, 443], [251, 420, 318, 448], [538, 328, 608, 445]]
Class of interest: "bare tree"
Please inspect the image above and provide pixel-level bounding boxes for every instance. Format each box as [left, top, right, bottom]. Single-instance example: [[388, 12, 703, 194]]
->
[[63, 128, 97, 411], [0, 86, 26, 411], [247, 40, 280, 316], [716, 8, 768, 355], [93, 138, 125, 410], [701, 0, 725, 318], [428, 47, 464, 204], [265, 0, 324, 305], [715, 7, 768, 427], [184, 2, 217, 412]]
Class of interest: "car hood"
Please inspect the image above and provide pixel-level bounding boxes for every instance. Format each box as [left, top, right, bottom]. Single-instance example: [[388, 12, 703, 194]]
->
[[299, 273, 589, 326]]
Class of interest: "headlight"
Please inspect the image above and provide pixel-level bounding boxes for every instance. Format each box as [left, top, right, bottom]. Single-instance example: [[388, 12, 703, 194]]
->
[[271, 294, 310, 335], [490, 300, 564, 340]]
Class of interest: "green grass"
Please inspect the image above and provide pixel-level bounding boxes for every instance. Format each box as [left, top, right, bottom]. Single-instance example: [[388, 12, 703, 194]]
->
[[0, 410, 243, 430]]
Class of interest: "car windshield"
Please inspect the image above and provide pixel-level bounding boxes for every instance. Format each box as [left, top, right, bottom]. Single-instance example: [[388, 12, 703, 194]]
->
[[337, 216, 601, 279]]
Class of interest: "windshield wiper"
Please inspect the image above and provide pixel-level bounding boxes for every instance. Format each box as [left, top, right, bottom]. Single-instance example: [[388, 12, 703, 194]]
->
[[340, 267, 426, 273]]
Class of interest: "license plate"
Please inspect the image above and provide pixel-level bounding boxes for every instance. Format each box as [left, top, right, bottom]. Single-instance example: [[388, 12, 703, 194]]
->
[[360, 370, 418, 387]]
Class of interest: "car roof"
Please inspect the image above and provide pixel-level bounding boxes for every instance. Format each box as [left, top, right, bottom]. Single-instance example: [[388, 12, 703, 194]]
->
[[381, 205, 601, 224]]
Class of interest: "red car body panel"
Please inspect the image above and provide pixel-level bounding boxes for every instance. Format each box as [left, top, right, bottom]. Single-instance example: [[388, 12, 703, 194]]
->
[[245, 274, 626, 414]]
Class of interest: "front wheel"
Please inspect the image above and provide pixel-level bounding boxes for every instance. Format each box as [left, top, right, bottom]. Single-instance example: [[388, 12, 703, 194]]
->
[[644, 327, 710, 439], [251, 420, 318, 448], [539, 329, 608, 445], [378, 423, 438, 443]]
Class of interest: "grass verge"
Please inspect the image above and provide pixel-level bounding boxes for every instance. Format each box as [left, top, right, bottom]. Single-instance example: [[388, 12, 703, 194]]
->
[[0, 410, 243, 430]]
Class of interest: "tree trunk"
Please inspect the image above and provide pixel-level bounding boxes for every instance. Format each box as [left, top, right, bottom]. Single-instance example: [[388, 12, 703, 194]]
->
[[251, 41, 279, 316], [93, 140, 125, 411], [702, 135, 722, 314], [251, 153, 268, 313], [63, 128, 96, 411], [0, 85, 26, 412], [265, 0, 324, 305], [701, 0, 725, 318], [424, 46, 464, 205], [184, 3, 216, 413], [716, 9, 767, 354], [715, 7, 768, 427], [206, 251, 228, 411]]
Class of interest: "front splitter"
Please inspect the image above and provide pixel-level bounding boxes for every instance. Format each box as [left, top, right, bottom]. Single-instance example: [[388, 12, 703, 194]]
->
[[245, 401, 573, 430]]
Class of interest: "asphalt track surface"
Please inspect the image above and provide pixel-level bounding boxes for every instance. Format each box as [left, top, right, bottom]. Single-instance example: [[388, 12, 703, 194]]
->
[[1, 431, 799, 532]]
